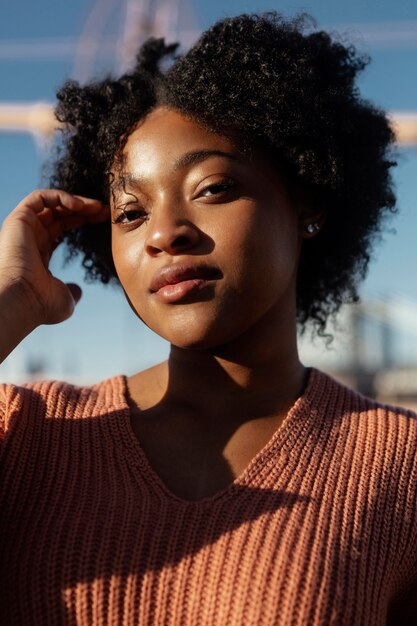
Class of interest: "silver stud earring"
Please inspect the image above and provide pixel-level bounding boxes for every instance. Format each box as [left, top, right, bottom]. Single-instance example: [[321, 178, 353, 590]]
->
[[306, 222, 320, 234]]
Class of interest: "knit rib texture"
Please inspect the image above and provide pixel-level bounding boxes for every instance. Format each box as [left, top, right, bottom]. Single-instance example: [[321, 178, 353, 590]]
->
[[0, 369, 416, 625]]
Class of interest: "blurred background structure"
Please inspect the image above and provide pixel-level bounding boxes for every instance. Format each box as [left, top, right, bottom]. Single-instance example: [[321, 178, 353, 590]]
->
[[1, 0, 417, 408]]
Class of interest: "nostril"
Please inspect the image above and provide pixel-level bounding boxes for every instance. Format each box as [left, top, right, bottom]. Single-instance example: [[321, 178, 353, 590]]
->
[[173, 235, 190, 248], [145, 223, 200, 256]]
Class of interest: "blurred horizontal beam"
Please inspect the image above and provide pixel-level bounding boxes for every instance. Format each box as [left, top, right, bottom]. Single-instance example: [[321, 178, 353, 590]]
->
[[0, 102, 58, 136], [0, 37, 108, 60], [0, 102, 416, 146], [0, 32, 200, 60], [1, 20, 417, 59], [390, 112, 417, 145], [326, 19, 417, 49]]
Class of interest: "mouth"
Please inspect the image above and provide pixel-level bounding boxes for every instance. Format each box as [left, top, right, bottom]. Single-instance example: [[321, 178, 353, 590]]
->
[[150, 263, 222, 304]]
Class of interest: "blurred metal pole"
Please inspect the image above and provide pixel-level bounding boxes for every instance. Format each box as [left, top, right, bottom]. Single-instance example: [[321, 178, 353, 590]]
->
[[117, 0, 181, 74], [72, 0, 119, 83]]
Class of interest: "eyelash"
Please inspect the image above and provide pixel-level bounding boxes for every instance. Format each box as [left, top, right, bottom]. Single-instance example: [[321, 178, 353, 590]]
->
[[112, 179, 237, 225], [112, 204, 147, 225], [197, 179, 236, 198]]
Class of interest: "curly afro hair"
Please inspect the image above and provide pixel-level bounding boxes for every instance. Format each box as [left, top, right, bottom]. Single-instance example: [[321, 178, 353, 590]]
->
[[50, 12, 397, 335]]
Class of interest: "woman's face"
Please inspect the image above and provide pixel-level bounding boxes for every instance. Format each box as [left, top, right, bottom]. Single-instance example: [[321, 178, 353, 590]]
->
[[111, 107, 304, 349]]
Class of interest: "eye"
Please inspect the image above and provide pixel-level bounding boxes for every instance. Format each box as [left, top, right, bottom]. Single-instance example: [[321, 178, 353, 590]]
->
[[112, 204, 147, 225], [198, 179, 236, 198]]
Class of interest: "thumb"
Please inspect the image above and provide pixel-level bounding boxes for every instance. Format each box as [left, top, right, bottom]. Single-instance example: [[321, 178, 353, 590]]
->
[[44, 279, 83, 325], [66, 283, 82, 306]]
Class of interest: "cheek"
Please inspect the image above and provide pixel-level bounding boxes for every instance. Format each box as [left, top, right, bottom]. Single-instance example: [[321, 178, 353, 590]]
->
[[112, 235, 163, 328], [111, 235, 144, 291], [112, 236, 154, 324], [224, 210, 299, 284]]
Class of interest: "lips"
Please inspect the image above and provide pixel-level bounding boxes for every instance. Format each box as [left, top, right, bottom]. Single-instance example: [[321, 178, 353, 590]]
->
[[150, 263, 222, 303]]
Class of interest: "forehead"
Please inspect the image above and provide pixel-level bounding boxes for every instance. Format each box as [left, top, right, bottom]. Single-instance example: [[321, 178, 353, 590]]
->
[[117, 107, 242, 177], [109, 106, 292, 206]]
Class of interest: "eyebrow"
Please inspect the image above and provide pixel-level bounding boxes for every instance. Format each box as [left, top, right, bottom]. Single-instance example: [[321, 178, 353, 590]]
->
[[174, 149, 243, 169], [111, 149, 243, 193]]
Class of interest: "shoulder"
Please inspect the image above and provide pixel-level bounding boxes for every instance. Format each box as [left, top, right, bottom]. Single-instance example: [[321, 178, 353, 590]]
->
[[308, 367, 417, 500], [307, 368, 417, 482], [309, 368, 417, 536], [0, 375, 127, 437], [309, 367, 417, 427]]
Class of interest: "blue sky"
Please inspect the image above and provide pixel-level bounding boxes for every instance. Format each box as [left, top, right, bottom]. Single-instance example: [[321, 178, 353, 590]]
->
[[0, 0, 416, 382]]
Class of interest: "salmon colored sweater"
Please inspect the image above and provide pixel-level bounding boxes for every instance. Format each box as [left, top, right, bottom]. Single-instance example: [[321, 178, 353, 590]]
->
[[0, 368, 416, 625]]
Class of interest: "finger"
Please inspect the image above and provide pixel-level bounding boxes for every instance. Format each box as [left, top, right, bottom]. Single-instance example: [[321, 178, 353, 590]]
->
[[17, 189, 85, 214], [44, 196, 107, 216], [38, 202, 110, 231], [85, 204, 111, 222], [36, 207, 58, 228], [17, 189, 106, 216], [56, 202, 110, 222], [73, 194, 108, 213], [66, 283, 82, 304]]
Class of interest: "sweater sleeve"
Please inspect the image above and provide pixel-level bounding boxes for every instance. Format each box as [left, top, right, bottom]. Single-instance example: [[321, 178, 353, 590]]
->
[[0, 383, 27, 443], [0, 384, 7, 441]]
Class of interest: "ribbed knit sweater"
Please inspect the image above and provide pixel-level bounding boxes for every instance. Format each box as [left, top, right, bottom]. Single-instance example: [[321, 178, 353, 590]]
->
[[0, 368, 416, 625]]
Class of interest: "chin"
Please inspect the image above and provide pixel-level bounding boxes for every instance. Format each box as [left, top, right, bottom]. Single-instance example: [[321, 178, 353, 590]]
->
[[161, 330, 221, 351], [143, 316, 221, 350], [153, 317, 251, 352], [141, 301, 264, 351]]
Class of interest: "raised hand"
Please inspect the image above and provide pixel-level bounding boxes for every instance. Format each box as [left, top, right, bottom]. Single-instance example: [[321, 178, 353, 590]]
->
[[0, 189, 109, 361]]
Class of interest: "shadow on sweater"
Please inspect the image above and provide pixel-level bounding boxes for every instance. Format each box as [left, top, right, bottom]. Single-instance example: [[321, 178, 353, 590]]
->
[[0, 384, 312, 593]]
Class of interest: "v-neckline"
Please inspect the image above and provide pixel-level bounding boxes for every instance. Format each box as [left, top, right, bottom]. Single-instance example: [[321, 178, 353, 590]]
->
[[110, 367, 324, 505]]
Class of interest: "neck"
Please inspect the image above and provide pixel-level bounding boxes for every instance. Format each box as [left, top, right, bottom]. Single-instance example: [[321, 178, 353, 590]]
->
[[165, 301, 306, 420]]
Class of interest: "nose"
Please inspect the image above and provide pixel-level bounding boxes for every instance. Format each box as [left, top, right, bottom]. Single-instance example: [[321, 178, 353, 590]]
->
[[144, 202, 201, 257]]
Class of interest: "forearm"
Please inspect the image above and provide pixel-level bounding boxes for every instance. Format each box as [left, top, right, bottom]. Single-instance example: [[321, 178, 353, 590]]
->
[[0, 280, 40, 363], [0, 190, 108, 365]]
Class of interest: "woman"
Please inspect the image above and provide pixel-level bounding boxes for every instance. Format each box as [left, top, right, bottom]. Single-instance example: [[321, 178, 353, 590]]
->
[[0, 13, 416, 626]]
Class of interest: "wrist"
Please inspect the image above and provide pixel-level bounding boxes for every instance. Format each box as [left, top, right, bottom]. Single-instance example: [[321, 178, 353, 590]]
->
[[0, 279, 43, 362]]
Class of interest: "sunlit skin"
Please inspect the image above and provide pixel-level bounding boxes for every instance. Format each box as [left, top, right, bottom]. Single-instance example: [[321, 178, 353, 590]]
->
[[109, 107, 318, 499], [0, 191, 109, 362]]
